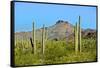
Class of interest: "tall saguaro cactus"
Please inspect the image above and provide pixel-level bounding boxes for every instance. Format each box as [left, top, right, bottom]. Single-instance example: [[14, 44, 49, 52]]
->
[[42, 24, 45, 54], [75, 22, 79, 54], [75, 16, 82, 54], [78, 16, 81, 52], [32, 22, 36, 54]]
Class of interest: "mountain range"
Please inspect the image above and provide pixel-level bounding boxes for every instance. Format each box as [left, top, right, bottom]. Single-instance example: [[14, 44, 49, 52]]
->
[[15, 20, 96, 41]]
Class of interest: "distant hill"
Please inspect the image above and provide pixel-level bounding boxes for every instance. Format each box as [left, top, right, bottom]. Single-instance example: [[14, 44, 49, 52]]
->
[[15, 20, 96, 41]]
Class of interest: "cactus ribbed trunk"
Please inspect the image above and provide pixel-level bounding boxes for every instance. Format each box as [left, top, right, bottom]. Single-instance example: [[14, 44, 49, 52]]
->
[[33, 22, 36, 54], [42, 24, 45, 54], [75, 16, 82, 54], [79, 16, 81, 52], [45, 28, 48, 41], [75, 22, 79, 54]]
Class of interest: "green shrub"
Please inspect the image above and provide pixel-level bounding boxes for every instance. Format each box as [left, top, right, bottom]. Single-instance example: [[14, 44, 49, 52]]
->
[[14, 38, 97, 66]]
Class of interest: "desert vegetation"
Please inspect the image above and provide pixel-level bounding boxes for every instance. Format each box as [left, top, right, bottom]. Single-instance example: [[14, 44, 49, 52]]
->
[[14, 16, 97, 66]]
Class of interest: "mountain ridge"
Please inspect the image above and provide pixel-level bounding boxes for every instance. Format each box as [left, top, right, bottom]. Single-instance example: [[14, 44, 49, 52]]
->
[[15, 20, 96, 41]]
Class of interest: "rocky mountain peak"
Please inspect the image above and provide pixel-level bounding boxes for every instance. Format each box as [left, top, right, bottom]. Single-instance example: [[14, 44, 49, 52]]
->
[[56, 20, 68, 24]]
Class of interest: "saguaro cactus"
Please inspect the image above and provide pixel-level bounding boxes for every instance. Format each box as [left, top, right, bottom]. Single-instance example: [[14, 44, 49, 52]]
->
[[75, 16, 82, 54], [78, 16, 81, 52], [32, 22, 36, 54], [45, 27, 48, 41], [75, 22, 79, 54], [42, 24, 45, 54]]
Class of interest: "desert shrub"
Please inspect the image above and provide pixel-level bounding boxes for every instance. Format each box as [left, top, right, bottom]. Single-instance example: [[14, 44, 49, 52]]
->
[[14, 38, 97, 66], [43, 40, 67, 63]]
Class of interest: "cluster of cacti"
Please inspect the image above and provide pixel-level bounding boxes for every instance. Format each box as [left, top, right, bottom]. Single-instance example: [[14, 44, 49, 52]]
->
[[15, 16, 97, 65], [29, 22, 47, 54], [74, 16, 82, 54], [25, 17, 82, 55]]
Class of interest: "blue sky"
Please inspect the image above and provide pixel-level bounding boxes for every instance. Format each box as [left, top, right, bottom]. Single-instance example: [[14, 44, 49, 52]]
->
[[15, 2, 97, 32]]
